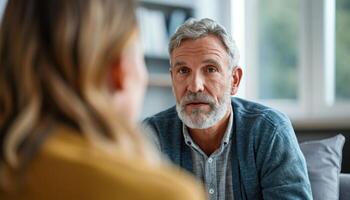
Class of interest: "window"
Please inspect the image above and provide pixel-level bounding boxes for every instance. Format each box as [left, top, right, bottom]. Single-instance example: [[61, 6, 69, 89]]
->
[[257, 0, 300, 100], [233, 0, 350, 128], [335, 0, 350, 100]]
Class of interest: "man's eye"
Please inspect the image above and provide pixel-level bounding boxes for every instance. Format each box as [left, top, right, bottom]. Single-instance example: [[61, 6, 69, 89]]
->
[[178, 67, 190, 74], [206, 66, 218, 73]]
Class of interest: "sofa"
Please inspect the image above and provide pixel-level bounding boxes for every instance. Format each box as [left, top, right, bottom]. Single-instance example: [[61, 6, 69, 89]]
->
[[299, 134, 349, 200], [340, 173, 350, 200]]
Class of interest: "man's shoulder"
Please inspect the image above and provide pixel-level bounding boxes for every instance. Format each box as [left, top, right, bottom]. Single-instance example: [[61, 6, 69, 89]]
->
[[143, 106, 182, 133], [142, 106, 183, 151], [232, 97, 291, 128], [144, 106, 178, 123]]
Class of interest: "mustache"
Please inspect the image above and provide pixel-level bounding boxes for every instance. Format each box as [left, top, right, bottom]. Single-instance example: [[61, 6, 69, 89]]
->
[[180, 92, 216, 106]]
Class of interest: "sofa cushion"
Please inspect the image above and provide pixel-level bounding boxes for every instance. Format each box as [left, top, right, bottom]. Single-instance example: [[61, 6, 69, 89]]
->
[[299, 134, 345, 200], [340, 173, 350, 200]]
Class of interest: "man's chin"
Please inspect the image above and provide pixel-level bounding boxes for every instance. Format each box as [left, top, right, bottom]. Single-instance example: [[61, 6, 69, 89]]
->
[[184, 107, 211, 115], [185, 103, 210, 112], [184, 112, 208, 120], [181, 114, 210, 129], [184, 120, 212, 129]]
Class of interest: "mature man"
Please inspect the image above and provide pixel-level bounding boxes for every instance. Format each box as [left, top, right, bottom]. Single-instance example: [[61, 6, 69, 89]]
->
[[143, 18, 312, 199]]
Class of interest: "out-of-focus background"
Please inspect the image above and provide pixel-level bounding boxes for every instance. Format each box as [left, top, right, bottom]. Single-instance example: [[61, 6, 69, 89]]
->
[[1, 0, 349, 171], [136, 0, 350, 127], [136, 0, 350, 172]]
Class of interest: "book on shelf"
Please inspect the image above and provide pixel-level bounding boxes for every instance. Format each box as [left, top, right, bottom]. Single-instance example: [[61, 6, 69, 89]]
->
[[168, 9, 187, 36], [137, 7, 168, 57], [137, 5, 189, 58]]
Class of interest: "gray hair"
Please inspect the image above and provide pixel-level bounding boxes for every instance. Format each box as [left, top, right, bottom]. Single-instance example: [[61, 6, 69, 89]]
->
[[169, 18, 240, 70]]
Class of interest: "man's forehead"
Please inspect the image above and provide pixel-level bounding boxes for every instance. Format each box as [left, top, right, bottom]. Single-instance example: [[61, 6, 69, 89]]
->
[[175, 35, 226, 51], [172, 42, 228, 64], [171, 35, 228, 59], [172, 49, 224, 59]]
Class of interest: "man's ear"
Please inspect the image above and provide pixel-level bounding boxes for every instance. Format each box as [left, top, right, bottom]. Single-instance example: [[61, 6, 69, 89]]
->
[[231, 66, 243, 95], [109, 59, 125, 91]]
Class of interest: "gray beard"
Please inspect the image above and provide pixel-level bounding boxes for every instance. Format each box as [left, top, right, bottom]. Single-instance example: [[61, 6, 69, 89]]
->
[[176, 89, 231, 129]]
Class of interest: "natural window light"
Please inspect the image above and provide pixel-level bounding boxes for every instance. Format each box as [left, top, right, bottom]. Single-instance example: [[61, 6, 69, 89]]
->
[[257, 0, 300, 100], [232, 0, 350, 128], [336, 0, 350, 101]]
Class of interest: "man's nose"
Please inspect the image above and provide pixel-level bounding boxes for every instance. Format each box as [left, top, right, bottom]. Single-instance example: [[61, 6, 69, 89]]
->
[[187, 72, 205, 93]]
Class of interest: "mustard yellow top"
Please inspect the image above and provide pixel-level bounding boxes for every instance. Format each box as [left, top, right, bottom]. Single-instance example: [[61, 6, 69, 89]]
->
[[0, 127, 206, 200]]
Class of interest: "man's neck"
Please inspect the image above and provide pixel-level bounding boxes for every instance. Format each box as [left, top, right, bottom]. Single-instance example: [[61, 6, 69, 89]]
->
[[188, 109, 231, 156]]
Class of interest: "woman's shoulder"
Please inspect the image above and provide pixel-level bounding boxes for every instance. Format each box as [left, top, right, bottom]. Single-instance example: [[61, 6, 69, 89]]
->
[[22, 126, 206, 200]]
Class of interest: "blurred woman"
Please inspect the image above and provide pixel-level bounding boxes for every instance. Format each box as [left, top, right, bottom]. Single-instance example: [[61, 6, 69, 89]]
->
[[0, 0, 205, 199]]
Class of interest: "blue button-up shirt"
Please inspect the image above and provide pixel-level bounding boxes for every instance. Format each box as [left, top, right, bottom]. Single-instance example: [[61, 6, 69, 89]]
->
[[182, 107, 234, 200]]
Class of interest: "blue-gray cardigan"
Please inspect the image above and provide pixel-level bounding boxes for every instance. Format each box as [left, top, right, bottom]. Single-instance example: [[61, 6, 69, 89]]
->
[[144, 97, 312, 199]]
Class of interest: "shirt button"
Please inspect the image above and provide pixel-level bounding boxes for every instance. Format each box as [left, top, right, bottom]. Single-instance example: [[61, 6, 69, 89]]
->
[[209, 188, 215, 194], [208, 158, 213, 163]]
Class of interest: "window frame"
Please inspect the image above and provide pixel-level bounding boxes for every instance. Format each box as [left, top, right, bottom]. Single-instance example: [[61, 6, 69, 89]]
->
[[232, 0, 350, 129]]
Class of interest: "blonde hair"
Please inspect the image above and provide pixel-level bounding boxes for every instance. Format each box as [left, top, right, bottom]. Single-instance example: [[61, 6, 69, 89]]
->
[[0, 0, 158, 174]]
